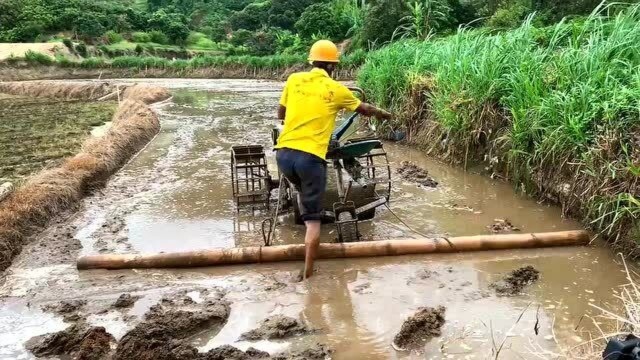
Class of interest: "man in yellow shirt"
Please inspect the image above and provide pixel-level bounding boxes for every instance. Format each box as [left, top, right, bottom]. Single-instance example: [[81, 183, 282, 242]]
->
[[276, 40, 392, 279]]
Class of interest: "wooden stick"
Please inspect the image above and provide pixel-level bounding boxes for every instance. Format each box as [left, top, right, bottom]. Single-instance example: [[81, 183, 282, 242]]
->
[[77, 230, 590, 270]]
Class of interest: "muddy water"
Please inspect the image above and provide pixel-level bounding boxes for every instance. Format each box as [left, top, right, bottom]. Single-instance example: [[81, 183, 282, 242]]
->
[[0, 78, 630, 359]]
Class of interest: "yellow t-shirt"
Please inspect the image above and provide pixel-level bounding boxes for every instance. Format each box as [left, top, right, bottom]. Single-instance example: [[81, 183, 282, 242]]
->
[[275, 68, 361, 160]]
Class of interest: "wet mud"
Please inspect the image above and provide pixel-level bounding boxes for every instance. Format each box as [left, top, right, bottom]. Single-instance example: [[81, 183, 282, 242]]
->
[[397, 161, 438, 188], [393, 306, 446, 350], [240, 315, 311, 340], [26, 323, 115, 360], [42, 299, 87, 322], [0, 79, 630, 360], [491, 265, 541, 296]]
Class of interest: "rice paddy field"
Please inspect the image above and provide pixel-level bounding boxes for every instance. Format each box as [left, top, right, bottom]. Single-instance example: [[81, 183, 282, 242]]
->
[[0, 94, 117, 183]]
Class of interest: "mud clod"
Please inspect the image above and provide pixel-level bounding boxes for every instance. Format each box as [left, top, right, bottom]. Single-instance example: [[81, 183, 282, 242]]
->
[[42, 299, 87, 322], [113, 293, 141, 308], [240, 315, 311, 340], [272, 343, 332, 360], [113, 298, 230, 360], [204, 345, 270, 360], [393, 306, 446, 350], [25, 323, 115, 360], [398, 161, 438, 188], [487, 219, 520, 233], [491, 266, 540, 296]]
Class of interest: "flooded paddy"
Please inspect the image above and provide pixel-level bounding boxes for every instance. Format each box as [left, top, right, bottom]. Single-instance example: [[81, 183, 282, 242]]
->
[[0, 79, 629, 359]]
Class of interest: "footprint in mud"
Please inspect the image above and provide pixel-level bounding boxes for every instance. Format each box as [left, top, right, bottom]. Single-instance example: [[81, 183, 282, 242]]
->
[[353, 282, 372, 294]]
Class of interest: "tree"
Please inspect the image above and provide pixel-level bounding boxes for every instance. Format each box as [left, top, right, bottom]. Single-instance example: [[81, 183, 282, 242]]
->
[[126, 8, 150, 30], [247, 30, 277, 55], [268, 0, 320, 30], [75, 13, 106, 40], [230, 29, 252, 46], [229, 3, 269, 31], [295, 3, 348, 40], [166, 21, 190, 44], [362, 0, 409, 46]]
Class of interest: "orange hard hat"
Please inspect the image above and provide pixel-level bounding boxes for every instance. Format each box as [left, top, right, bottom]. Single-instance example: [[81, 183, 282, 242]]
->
[[308, 40, 340, 63]]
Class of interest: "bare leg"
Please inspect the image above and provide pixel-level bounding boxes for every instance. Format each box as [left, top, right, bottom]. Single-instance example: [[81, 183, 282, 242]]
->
[[303, 220, 321, 279]]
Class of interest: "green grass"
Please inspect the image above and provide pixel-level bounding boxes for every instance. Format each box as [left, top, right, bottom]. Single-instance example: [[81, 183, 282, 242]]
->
[[359, 3, 640, 248], [104, 38, 225, 54], [0, 95, 117, 183], [10, 51, 364, 72]]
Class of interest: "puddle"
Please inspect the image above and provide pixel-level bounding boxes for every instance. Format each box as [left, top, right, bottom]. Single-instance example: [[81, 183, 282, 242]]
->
[[0, 79, 630, 359]]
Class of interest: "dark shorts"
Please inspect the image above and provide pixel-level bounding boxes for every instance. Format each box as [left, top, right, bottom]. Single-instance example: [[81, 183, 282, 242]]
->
[[276, 148, 327, 222]]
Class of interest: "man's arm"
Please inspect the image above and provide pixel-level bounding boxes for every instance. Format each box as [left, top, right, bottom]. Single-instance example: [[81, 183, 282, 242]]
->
[[355, 102, 392, 120], [277, 105, 286, 120]]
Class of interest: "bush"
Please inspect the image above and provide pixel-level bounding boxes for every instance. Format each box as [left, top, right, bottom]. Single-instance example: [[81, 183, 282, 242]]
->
[[186, 32, 216, 49], [79, 57, 106, 68], [62, 38, 73, 50], [487, 3, 531, 28], [149, 30, 169, 44], [132, 32, 152, 43], [24, 50, 53, 65], [135, 44, 144, 55], [75, 43, 88, 57], [104, 30, 124, 44]]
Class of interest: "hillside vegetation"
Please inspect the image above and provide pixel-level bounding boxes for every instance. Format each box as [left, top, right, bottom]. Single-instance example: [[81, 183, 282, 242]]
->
[[0, 0, 616, 59]]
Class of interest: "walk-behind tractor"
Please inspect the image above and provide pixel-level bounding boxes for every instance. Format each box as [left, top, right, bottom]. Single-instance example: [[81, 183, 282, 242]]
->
[[230, 88, 391, 243]]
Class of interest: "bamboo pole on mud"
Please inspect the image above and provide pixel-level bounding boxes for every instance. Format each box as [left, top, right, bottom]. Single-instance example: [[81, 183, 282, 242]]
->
[[77, 230, 590, 270]]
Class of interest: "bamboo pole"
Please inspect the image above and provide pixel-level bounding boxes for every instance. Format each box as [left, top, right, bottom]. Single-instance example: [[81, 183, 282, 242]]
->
[[77, 230, 589, 270]]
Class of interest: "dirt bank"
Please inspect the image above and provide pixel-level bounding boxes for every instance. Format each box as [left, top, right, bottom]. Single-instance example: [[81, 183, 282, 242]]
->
[[393, 306, 446, 350], [0, 42, 72, 61], [0, 63, 355, 81], [491, 265, 540, 296], [0, 81, 170, 271]]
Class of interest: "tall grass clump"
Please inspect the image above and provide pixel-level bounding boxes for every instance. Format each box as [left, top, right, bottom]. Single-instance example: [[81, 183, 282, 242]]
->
[[359, 3, 640, 251], [24, 50, 54, 65]]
